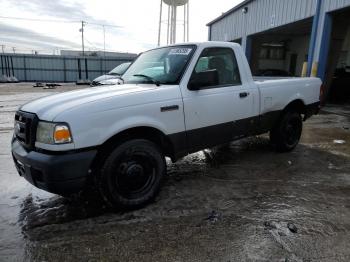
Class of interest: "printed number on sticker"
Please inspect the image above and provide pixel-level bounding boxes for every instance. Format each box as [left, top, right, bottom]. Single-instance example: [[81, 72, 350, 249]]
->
[[169, 48, 192, 55]]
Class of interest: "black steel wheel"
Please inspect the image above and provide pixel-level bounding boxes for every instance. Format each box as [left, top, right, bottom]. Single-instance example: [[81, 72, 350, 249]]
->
[[270, 111, 303, 152], [98, 139, 165, 209]]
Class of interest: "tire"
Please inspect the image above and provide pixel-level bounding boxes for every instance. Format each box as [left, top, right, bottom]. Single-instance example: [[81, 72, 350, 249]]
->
[[270, 111, 303, 152], [98, 139, 166, 209]]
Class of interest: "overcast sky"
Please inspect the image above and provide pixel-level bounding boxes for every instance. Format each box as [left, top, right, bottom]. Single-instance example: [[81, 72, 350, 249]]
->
[[0, 0, 242, 54]]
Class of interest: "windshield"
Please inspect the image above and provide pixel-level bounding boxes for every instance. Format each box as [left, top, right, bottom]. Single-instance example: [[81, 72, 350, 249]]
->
[[108, 62, 132, 75], [122, 45, 196, 85]]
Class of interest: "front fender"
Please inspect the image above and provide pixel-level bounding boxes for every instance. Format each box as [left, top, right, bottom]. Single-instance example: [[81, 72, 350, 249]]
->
[[100, 116, 169, 145]]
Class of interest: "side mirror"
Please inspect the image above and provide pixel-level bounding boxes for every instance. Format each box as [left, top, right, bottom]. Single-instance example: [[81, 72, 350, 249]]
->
[[188, 69, 219, 91]]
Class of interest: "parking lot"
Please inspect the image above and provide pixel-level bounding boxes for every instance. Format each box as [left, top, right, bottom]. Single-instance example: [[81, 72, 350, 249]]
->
[[0, 83, 350, 262]]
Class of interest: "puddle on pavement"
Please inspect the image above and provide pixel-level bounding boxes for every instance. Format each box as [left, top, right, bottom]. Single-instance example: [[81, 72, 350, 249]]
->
[[291, 112, 350, 158], [20, 138, 350, 261], [19, 192, 108, 231], [12, 137, 271, 236], [17, 137, 350, 235]]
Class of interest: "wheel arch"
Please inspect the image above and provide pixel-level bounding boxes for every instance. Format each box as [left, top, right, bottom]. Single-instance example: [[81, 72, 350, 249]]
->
[[91, 126, 176, 171], [282, 99, 307, 116]]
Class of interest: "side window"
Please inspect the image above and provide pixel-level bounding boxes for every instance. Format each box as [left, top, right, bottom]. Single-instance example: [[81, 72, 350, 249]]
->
[[190, 47, 241, 89], [194, 57, 209, 73]]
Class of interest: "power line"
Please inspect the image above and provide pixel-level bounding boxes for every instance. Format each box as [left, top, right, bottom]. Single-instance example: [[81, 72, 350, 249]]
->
[[0, 15, 123, 28], [86, 22, 122, 29], [0, 16, 127, 55], [84, 37, 100, 51], [0, 15, 79, 23]]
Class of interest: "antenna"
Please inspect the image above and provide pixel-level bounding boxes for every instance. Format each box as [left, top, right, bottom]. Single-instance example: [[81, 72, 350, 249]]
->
[[158, 0, 189, 46]]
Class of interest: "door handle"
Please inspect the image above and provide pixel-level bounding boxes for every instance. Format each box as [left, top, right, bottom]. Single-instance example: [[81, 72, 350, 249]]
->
[[239, 92, 249, 98], [160, 105, 179, 112]]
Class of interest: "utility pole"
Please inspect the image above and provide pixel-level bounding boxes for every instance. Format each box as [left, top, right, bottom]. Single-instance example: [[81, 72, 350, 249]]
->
[[1, 45, 4, 53], [187, 0, 189, 42], [157, 0, 163, 46], [80, 21, 86, 56], [12, 47, 16, 54], [103, 25, 106, 53], [103, 25, 106, 73]]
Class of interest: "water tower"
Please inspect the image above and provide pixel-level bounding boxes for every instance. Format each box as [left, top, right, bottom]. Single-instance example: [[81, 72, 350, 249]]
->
[[157, 0, 189, 46]]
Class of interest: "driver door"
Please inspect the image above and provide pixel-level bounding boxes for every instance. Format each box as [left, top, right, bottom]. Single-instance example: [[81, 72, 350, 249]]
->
[[182, 47, 253, 152]]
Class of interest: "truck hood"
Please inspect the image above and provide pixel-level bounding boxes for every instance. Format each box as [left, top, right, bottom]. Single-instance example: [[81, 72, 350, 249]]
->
[[20, 84, 157, 121]]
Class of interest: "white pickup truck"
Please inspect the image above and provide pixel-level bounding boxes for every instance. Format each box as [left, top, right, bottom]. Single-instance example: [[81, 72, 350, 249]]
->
[[12, 42, 321, 209]]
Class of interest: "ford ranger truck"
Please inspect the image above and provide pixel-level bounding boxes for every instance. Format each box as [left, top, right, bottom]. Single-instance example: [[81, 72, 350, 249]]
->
[[12, 42, 321, 209]]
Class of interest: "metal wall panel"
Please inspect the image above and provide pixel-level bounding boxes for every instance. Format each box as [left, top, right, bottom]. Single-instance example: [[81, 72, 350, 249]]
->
[[210, 0, 318, 41], [0, 53, 135, 82], [324, 0, 350, 12]]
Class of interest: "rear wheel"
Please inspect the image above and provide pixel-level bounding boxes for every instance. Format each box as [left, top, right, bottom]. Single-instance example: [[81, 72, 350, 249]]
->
[[98, 139, 166, 209], [270, 111, 303, 152]]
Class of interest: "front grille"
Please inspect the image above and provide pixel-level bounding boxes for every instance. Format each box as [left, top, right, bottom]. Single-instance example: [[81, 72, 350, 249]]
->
[[14, 111, 38, 150]]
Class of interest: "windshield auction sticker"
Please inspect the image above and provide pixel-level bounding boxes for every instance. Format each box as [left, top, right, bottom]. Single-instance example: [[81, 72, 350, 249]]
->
[[168, 48, 192, 56]]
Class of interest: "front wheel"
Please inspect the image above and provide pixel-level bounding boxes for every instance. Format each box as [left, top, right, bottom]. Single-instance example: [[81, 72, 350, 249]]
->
[[270, 111, 303, 152], [98, 139, 166, 209]]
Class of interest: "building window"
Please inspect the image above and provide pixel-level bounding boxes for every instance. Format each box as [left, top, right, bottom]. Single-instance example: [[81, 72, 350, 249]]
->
[[259, 43, 286, 60]]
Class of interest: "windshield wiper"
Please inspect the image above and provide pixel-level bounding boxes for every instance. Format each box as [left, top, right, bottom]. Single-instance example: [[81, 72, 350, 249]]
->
[[133, 74, 161, 86]]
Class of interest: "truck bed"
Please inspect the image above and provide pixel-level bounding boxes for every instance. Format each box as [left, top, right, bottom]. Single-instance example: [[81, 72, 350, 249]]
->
[[253, 77, 321, 115]]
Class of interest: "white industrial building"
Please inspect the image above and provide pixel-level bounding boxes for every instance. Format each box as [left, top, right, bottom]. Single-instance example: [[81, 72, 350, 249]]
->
[[207, 0, 350, 103], [60, 50, 137, 59]]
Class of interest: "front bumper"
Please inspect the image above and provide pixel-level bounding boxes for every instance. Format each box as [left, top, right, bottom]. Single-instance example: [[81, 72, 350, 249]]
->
[[11, 139, 97, 195]]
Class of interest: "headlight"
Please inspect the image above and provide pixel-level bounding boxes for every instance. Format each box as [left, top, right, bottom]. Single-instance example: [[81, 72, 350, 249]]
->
[[36, 122, 72, 144], [36, 122, 55, 144]]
